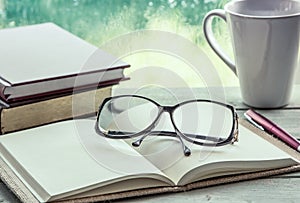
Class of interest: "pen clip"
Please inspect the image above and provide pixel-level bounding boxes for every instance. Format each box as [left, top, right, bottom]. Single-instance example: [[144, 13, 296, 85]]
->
[[244, 113, 265, 131]]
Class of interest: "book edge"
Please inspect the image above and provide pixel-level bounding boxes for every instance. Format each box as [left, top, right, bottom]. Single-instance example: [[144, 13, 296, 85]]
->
[[0, 155, 40, 203]]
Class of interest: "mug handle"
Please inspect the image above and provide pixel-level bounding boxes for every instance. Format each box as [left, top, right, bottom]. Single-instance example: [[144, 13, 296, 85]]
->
[[203, 9, 237, 75]]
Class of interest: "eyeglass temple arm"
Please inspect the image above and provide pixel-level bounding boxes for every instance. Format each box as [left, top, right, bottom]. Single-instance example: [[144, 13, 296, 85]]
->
[[107, 130, 227, 142]]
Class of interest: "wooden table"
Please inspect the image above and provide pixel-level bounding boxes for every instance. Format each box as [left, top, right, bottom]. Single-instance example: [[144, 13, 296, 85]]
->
[[1, 86, 300, 202]]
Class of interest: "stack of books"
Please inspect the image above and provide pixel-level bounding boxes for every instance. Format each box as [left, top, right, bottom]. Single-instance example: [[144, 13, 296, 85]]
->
[[0, 23, 129, 134]]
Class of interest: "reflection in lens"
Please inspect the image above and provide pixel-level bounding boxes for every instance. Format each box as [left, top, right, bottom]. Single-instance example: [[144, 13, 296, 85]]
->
[[172, 101, 233, 144], [98, 96, 159, 137]]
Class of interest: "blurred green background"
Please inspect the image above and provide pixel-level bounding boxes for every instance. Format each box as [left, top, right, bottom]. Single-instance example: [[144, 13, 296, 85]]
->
[[0, 0, 240, 87]]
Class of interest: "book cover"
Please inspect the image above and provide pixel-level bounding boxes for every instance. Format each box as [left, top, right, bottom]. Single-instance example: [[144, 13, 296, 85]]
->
[[0, 23, 130, 105]]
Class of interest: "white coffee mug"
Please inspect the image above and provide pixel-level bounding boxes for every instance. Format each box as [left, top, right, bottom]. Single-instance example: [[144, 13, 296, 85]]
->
[[203, 0, 300, 108]]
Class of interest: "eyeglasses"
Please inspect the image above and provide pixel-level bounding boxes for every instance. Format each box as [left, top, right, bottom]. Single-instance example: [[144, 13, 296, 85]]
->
[[95, 95, 239, 156]]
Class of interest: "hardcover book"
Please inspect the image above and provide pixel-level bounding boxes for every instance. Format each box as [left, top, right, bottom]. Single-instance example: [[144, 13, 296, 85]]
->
[[0, 86, 112, 134], [0, 118, 299, 202], [0, 23, 129, 105]]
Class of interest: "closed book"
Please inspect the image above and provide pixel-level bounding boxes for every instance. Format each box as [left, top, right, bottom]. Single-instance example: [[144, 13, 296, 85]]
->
[[0, 23, 129, 105], [0, 86, 112, 135]]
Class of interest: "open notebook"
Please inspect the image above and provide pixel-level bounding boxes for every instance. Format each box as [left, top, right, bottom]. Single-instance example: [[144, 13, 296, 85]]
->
[[0, 117, 299, 202]]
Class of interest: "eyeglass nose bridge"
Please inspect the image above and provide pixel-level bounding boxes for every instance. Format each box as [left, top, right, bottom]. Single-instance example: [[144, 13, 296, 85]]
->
[[153, 106, 174, 128], [155, 106, 175, 127], [155, 105, 192, 156], [160, 105, 174, 113]]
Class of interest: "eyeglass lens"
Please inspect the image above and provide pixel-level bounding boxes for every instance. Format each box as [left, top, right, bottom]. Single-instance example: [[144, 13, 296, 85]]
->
[[173, 101, 233, 144], [98, 96, 160, 136]]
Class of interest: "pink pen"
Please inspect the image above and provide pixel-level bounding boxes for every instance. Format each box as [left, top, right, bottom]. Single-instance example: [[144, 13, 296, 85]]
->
[[244, 109, 300, 152]]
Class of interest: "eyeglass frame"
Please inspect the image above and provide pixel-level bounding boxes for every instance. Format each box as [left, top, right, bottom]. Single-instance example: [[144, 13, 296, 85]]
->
[[95, 95, 239, 156]]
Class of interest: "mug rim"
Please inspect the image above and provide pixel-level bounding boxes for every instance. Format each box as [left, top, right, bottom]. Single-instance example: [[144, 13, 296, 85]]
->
[[224, 0, 300, 19]]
